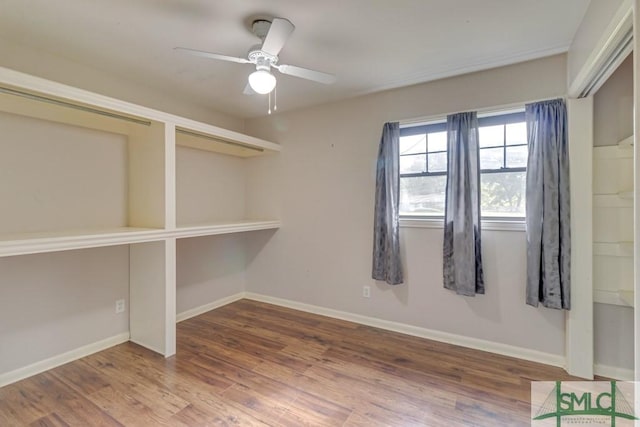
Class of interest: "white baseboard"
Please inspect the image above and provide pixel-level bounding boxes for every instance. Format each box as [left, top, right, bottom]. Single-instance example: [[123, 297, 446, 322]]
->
[[176, 292, 245, 323], [244, 292, 566, 369], [0, 332, 130, 388], [0, 292, 576, 389], [594, 363, 634, 381]]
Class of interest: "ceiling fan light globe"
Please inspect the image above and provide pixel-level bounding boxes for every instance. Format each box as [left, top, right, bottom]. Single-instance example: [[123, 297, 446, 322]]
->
[[248, 70, 276, 94]]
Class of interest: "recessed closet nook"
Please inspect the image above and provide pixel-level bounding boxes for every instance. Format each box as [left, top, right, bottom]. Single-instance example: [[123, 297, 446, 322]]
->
[[592, 53, 634, 375], [0, 67, 281, 386]]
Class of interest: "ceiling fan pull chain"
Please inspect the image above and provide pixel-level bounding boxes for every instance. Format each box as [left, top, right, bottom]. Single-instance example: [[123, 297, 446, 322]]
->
[[274, 86, 277, 112], [268, 91, 272, 115]]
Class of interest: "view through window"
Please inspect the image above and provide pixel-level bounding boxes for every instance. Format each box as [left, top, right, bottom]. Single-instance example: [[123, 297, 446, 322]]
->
[[399, 111, 527, 218]]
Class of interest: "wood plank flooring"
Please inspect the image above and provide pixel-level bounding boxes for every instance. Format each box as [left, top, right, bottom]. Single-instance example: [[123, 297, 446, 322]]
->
[[0, 299, 583, 426]]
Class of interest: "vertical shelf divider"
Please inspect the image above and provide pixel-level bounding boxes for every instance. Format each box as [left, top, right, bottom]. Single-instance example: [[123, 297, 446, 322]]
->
[[129, 120, 177, 357], [129, 239, 176, 356]]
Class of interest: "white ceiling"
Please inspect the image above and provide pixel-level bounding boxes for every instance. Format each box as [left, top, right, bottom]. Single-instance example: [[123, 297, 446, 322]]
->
[[0, 0, 591, 119]]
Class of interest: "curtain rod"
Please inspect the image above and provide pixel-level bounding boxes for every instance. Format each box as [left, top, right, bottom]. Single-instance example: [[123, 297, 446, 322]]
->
[[0, 86, 152, 126], [176, 128, 264, 152], [397, 97, 565, 127]]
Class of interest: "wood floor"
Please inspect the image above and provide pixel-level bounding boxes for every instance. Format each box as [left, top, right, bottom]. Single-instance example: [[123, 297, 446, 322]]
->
[[0, 299, 582, 426]]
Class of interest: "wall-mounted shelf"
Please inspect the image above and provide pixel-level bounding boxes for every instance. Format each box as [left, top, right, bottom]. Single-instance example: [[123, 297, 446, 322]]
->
[[0, 227, 167, 258], [0, 220, 282, 258], [170, 220, 282, 240]]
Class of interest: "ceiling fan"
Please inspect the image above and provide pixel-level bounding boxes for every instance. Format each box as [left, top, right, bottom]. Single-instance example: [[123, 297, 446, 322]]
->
[[175, 18, 336, 95]]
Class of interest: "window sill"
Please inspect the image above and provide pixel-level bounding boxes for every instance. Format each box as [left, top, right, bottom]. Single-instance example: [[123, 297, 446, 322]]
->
[[399, 217, 525, 232]]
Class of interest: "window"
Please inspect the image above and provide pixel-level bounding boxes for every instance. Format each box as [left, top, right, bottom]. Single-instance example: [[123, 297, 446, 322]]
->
[[399, 111, 527, 219]]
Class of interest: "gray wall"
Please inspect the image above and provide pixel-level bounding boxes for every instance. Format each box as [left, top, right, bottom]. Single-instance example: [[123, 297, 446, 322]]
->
[[0, 246, 129, 374], [244, 55, 568, 359]]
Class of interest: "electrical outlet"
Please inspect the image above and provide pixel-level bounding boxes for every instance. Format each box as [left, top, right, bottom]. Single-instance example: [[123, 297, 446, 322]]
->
[[363, 286, 371, 298], [115, 299, 126, 314]]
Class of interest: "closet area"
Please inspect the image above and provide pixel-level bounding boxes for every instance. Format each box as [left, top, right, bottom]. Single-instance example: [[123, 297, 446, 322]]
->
[[0, 67, 281, 386], [592, 53, 634, 377]]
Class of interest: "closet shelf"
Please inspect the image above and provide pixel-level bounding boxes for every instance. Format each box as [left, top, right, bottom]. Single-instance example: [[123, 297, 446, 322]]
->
[[0, 66, 281, 157], [171, 220, 281, 239], [593, 242, 634, 257], [594, 289, 634, 307], [618, 135, 633, 148], [593, 194, 633, 207], [593, 144, 633, 159], [0, 227, 167, 258], [0, 221, 282, 257], [618, 191, 633, 200]]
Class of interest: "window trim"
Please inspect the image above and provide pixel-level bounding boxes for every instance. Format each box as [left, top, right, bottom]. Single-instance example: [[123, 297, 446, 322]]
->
[[399, 216, 525, 232], [399, 109, 527, 221]]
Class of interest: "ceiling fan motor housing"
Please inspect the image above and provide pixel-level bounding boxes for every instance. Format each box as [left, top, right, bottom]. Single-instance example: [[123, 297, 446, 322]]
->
[[248, 48, 278, 70]]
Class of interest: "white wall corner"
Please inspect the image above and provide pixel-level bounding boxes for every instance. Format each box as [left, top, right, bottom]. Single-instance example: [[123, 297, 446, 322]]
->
[[176, 292, 245, 322]]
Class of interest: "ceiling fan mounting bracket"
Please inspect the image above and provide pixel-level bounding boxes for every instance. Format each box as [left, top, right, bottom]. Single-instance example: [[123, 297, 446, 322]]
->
[[251, 19, 272, 41]]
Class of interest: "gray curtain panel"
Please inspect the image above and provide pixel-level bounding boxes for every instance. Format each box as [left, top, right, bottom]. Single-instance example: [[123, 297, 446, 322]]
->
[[443, 112, 484, 296], [525, 99, 571, 309], [372, 122, 403, 285]]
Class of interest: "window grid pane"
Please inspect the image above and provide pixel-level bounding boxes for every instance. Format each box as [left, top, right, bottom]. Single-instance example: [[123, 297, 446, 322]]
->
[[400, 175, 446, 215], [479, 147, 504, 170], [479, 125, 504, 148], [400, 134, 426, 155], [428, 131, 447, 152], [506, 122, 527, 146], [506, 145, 528, 168], [480, 170, 526, 217], [428, 152, 447, 173], [400, 153, 427, 174]]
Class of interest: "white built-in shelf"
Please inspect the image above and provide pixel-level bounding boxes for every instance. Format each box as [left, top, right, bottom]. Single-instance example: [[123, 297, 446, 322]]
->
[[0, 227, 167, 258], [595, 289, 634, 307], [0, 64, 283, 367], [618, 190, 634, 200], [0, 221, 282, 257], [592, 139, 634, 309], [593, 194, 634, 207], [594, 143, 633, 159], [171, 220, 282, 239], [619, 290, 634, 307], [618, 135, 633, 148], [175, 126, 279, 158], [0, 66, 281, 157], [594, 241, 634, 257]]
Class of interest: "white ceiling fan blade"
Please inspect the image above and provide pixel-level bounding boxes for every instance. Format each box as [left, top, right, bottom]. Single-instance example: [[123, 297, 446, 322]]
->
[[260, 18, 295, 56], [174, 47, 250, 64], [243, 83, 256, 95], [275, 64, 336, 84]]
